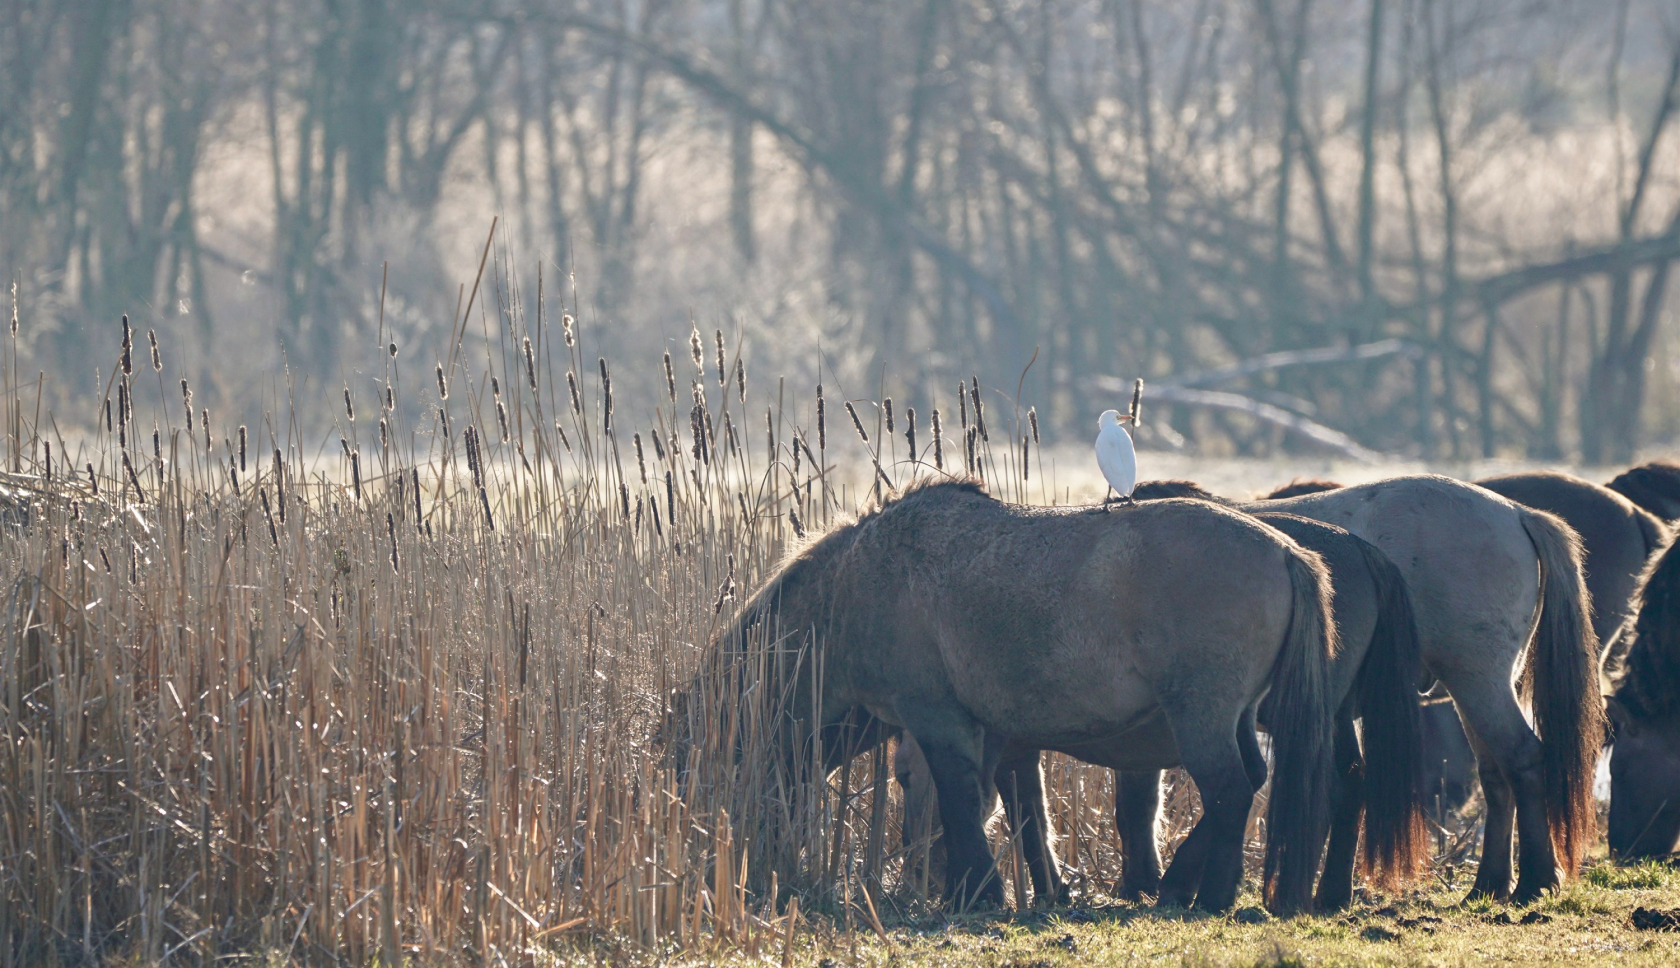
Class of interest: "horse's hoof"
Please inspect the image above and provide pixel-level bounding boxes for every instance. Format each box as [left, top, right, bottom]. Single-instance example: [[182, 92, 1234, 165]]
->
[[1511, 880, 1555, 905]]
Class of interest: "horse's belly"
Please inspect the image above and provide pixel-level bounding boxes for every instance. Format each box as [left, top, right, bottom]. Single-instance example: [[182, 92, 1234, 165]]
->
[[947, 656, 1158, 750], [1051, 707, 1182, 771]]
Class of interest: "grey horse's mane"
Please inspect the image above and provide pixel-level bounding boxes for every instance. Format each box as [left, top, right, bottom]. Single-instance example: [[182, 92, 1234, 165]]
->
[[1132, 479, 1222, 502]]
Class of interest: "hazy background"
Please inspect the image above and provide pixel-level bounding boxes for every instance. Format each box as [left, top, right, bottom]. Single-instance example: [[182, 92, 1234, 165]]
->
[[3, 0, 1680, 464]]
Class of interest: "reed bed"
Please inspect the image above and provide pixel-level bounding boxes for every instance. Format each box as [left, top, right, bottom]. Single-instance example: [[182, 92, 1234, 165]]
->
[[0, 255, 1322, 965]]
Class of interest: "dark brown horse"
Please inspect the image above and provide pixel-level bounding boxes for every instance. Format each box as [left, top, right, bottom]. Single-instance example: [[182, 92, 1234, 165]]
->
[[1608, 460, 1680, 523], [1604, 534, 1680, 858], [1137, 475, 1601, 903], [674, 480, 1340, 914]]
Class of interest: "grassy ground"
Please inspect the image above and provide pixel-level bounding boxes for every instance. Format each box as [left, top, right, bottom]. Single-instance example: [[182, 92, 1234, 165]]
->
[[549, 862, 1680, 968]]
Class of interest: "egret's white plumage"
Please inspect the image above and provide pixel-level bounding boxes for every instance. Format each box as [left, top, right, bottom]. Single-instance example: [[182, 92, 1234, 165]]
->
[[1095, 409, 1137, 499]]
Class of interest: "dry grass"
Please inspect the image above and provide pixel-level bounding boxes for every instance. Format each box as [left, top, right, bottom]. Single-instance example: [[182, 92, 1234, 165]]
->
[[0, 263, 1662, 966]]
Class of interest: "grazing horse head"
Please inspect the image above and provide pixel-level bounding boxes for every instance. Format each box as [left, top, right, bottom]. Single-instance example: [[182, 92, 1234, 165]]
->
[[1607, 461, 1680, 523], [1263, 478, 1345, 500], [664, 481, 993, 783], [1607, 536, 1680, 858]]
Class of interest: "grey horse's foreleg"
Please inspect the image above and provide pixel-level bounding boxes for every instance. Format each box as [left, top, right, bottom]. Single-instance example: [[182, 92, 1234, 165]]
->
[[1116, 769, 1164, 900], [996, 749, 1069, 906], [901, 718, 1005, 910], [1315, 710, 1366, 911]]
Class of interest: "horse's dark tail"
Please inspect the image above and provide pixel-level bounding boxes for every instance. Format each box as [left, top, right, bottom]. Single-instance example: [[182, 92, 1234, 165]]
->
[[1518, 508, 1606, 877], [1262, 548, 1338, 916], [1350, 538, 1428, 888]]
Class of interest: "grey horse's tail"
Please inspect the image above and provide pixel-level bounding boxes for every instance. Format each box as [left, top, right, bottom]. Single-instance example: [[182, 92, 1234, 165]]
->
[[1351, 538, 1428, 888], [1518, 508, 1606, 877], [1261, 548, 1339, 915]]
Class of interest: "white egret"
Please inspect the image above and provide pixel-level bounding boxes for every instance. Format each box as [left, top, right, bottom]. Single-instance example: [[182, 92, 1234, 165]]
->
[[1096, 409, 1137, 505]]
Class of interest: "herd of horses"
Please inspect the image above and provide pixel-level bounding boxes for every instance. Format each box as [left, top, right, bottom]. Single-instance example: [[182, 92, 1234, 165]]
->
[[666, 460, 1680, 917]]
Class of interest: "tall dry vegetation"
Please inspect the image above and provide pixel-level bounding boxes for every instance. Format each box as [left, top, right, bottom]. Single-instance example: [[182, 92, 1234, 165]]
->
[[0, 251, 1205, 965]]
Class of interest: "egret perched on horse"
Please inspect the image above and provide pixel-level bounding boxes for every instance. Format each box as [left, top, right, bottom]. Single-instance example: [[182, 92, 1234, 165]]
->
[[1098, 378, 1144, 504]]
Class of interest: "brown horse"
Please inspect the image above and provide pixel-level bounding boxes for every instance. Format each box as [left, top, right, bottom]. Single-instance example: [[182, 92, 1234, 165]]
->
[[673, 480, 1340, 914], [1607, 460, 1680, 523], [1140, 476, 1601, 903], [1604, 532, 1680, 858], [901, 508, 1428, 911]]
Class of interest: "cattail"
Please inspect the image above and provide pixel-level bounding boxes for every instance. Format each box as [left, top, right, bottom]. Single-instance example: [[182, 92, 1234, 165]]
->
[[932, 409, 945, 469], [123, 451, 145, 502], [182, 379, 193, 432], [1022, 434, 1030, 480], [766, 407, 776, 459], [562, 313, 575, 346], [957, 383, 968, 431], [104, 398, 112, 433], [236, 425, 246, 472], [148, 329, 161, 370], [384, 386, 394, 411], [845, 401, 869, 443], [152, 426, 160, 466], [1028, 407, 1040, 444], [665, 469, 675, 523], [1130, 377, 1144, 426], [389, 341, 398, 357], [884, 398, 894, 434], [554, 420, 571, 452], [633, 432, 647, 483], [463, 427, 482, 488], [650, 429, 666, 462], [713, 329, 726, 386], [435, 362, 448, 399], [8, 281, 15, 337], [966, 426, 978, 474], [791, 432, 802, 475], [816, 384, 826, 450], [523, 336, 538, 391], [43, 441, 50, 482], [663, 349, 677, 401], [274, 449, 286, 523], [86, 463, 98, 496], [341, 437, 350, 460], [650, 495, 663, 537], [411, 467, 422, 531], [493, 378, 510, 442], [344, 385, 355, 421], [599, 358, 613, 434], [261, 489, 279, 545], [734, 358, 745, 403], [120, 315, 132, 376], [689, 326, 703, 368], [788, 504, 805, 538], [724, 412, 739, 457], [905, 406, 917, 459], [439, 407, 450, 441], [116, 384, 127, 449], [349, 451, 360, 501], [379, 418, 388, 449], [971, 377, 987, 441], [690, 405, 708, 463], [567, 371, 582, 414], [620, 481, 631, 519], [202, 409, 211, 451]]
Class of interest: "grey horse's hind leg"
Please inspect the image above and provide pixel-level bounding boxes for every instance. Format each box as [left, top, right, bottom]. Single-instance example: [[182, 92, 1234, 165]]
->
[[1315, 709, 1366, 911], [1158, 718, 1260, 912], [1116, 769, 1164, 900], [1456, 697, 1557, 902], [996, 749, 1069, 906], [900, 714, 1005, 909]]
